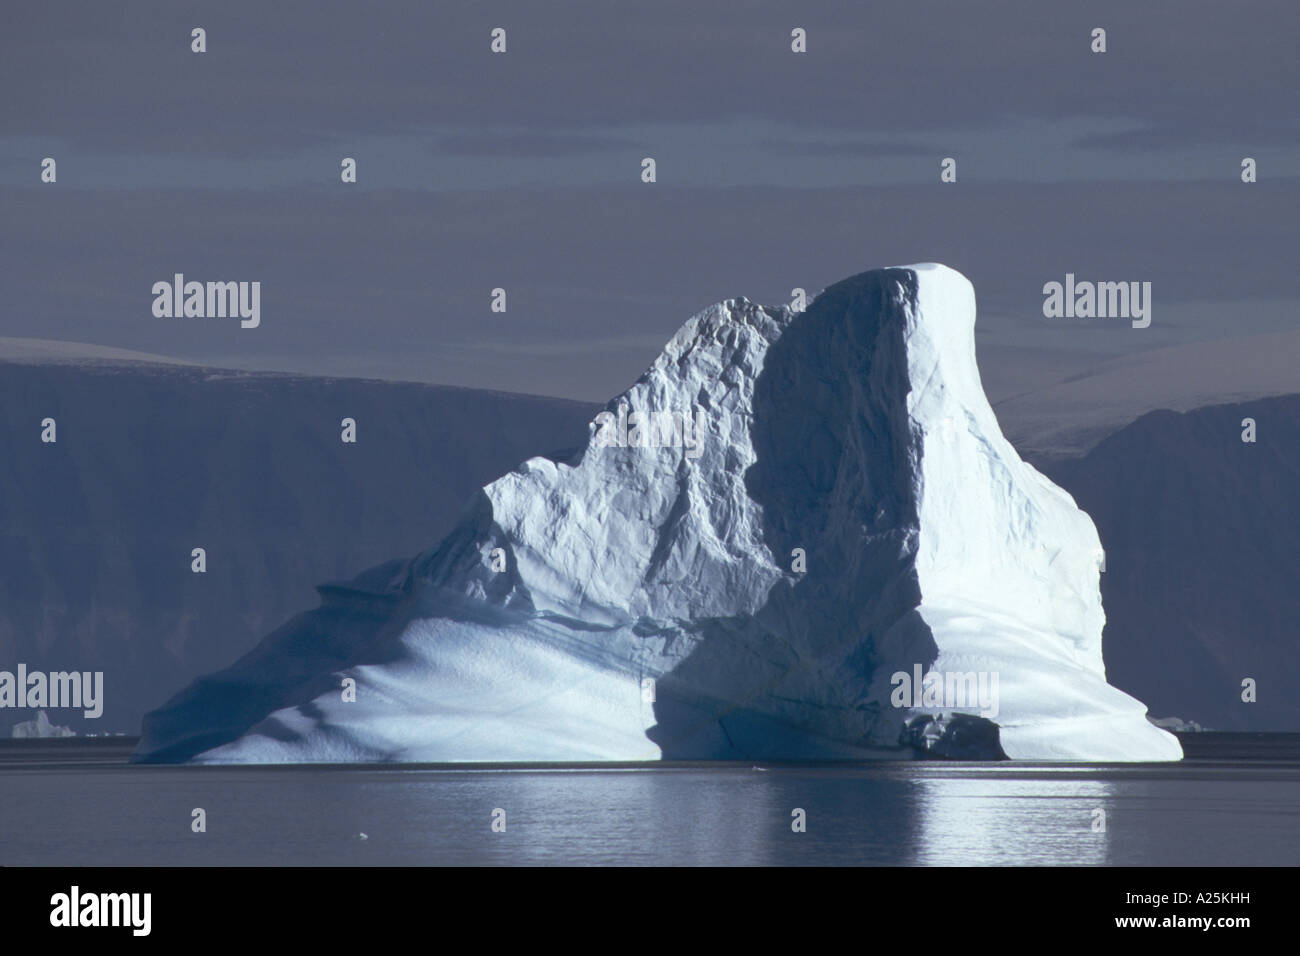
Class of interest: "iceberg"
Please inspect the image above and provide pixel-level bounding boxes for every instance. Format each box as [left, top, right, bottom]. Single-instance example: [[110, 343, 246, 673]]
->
[[135, 264, 1181, 763], [10, 710, 77, 739]]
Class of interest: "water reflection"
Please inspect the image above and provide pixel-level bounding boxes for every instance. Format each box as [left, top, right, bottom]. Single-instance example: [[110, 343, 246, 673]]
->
[[2, 758, 1297, 865], [908, 769, 1114, 865]]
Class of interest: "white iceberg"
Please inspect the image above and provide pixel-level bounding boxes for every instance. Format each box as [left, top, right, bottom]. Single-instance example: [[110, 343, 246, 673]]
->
[[135, 264, 1181, 763], [11, 710, 76, 738]]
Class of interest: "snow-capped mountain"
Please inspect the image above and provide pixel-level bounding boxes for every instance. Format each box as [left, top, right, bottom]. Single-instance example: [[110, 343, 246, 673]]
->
[[135, 264, 1181, 763]]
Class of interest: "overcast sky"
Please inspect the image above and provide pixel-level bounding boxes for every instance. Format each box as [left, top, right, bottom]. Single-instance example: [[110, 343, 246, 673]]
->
[[2, 0, 1297, 402]]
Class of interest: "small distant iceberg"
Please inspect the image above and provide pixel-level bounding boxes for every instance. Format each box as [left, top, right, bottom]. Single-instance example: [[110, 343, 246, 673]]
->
[[1148, 716, 1209, 733], [11, 710, 77, 738]]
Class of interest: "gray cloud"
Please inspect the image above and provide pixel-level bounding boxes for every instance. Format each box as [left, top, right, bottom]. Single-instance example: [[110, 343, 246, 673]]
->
[[4, 1, 1297, 155], [2, 1, 1297, 405], [1073, 122, 1300, 151], [434, 130, 641, 157], [757, 138, 939, 158], [3, 179, 1297, 400]]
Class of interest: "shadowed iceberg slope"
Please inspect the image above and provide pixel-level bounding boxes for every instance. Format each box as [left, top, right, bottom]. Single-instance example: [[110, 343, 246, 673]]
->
[[135, 264, 1181, 763]]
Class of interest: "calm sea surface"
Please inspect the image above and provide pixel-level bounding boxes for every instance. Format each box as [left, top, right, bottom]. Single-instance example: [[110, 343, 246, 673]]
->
[[2, 734, 1296, 866]]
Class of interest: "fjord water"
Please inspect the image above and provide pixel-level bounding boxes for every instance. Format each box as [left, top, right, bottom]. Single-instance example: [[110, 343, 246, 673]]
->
[[1, 736, 1296, 866]]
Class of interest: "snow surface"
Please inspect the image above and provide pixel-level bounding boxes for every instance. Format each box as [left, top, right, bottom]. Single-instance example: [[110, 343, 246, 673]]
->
[[135, 264, 1181, 763], [0, 336, 197, 367]]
